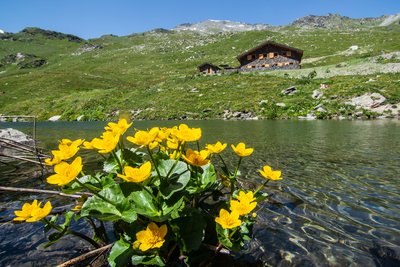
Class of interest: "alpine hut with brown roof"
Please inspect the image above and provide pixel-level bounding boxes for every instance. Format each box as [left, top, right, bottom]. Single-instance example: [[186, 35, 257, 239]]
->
[[237, 40, 303, 71], [198, 62, 221, 75]]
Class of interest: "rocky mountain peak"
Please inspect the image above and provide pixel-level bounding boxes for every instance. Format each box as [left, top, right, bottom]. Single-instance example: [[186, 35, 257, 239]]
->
[[173, 19, 275, 33], [291, 13, 384, 28]]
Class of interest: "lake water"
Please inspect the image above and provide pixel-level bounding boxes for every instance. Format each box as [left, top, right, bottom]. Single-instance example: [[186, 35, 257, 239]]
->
[[1, 120, 399, 266]]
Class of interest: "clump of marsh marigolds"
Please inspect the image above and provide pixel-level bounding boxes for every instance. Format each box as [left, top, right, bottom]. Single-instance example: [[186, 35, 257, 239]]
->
[[13, 119, 283, 266]]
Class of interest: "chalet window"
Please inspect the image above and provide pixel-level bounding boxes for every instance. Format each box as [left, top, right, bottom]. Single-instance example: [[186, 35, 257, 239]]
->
[[289, 62, 294, 65], [251, 65, 256, 68], [259, 54, 264, 59], [265, 64, 270, 68], [247, 55, 252, 60], [247, 65, 252, 69], [277, 63, 283, 67], [268, 52, 274, 59], [274, 52, 278, 57], [287, 51, 292, 57]]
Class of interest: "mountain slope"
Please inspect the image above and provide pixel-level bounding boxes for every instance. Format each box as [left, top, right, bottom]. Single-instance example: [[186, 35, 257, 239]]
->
[[0, 16, 399, 121]]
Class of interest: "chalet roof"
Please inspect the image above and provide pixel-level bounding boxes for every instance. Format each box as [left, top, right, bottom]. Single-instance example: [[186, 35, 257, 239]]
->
[[237, 40, 304, 60], [198, 62, 221, 69]]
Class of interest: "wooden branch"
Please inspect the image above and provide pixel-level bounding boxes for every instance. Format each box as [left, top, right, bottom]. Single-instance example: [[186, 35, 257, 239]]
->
[[202, 243, 230, 254], [56, 243, 113, 267], [0, 153, 45, 165], [0, 138, 41, 154], [0, 186, 91, 198]]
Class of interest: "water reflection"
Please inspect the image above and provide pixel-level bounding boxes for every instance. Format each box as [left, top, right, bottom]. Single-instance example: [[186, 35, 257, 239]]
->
[[1, 120, 399, 266]]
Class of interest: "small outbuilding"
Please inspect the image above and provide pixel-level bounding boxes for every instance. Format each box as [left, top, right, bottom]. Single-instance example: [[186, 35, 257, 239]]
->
[[198, 62, 221, 75]]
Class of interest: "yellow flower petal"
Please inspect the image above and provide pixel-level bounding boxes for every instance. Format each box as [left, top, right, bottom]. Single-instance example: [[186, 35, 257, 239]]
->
[[215, 208, 241, 229], [231, 142, 254, 157], [206, 141, 227, 154], [259, 165, 282, 180], [14, 200, 52, 222], [117, 162, 152, 183], [134, 222, 167, 251], [182, 149, 210, 166]]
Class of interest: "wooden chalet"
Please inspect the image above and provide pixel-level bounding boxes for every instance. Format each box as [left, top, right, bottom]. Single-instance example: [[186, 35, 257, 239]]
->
[[198, 62, 221, 75], [236, 40, 303, 70]]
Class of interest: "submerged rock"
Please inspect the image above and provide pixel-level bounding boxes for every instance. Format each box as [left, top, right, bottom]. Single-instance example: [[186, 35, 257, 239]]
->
[[0, 128, 33, 145]]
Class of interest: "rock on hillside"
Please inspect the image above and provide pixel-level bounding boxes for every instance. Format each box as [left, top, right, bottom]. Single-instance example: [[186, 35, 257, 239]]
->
[[20, 27, 84, 42], [291, 13, 382, 28], [379, 13, 400, 26], [173, 20, 275, 33], [0, 53, 46, 69]]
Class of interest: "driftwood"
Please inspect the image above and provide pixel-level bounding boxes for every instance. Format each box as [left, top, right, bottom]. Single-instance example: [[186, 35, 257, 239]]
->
[[0, 186, 91, 198], [56, 243, 113, 267]]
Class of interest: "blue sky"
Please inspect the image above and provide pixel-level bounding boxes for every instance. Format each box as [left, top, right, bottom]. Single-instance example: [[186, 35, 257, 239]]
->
[[1, 0, 399, 39]]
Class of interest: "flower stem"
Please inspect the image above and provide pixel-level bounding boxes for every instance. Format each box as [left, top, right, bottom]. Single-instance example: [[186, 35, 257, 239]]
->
[[42, 218, 100, 248], [112, 151, 123, 172], [254, 179, 269, 195], [147, 146, 162, 179], [230, 157, 242, 199], [218, 154, 229, 175], [75, 179, 116, 206]]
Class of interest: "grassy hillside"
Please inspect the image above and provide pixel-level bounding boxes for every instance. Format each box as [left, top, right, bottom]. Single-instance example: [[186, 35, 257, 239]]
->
[[0, 25, 399, 120]]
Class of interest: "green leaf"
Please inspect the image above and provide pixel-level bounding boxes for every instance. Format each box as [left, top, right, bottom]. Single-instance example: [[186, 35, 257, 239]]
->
[[121, 148, 144, 166], [60, 211, 74, 229], [161, 193, 185, 217], [108, 238, 133, 267], [200, 163, 217, 188], [81, 184, 137, 223], [216, 224, 234, 249], [132, 255, 165, 266], [128, 189, 159, 218], [158, 160, 190, 199], [104, 153, 120, 173], [170, 209, 206, 252]]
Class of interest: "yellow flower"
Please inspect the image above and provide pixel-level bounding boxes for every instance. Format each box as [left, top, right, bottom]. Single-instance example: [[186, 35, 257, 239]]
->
[[45, 138, 84, 165], [148, 141, 159, 150], [182, 149, 210, 166], [259, 165, 282, 180], [133, 222, 167, 251], [105, 118, 132, 136], [44, 154, 61, 166], [88, 131, 120, 153], [169, 150, 181, 160], [127, 127, 159, 147], [171, 124, 201, 142], [215, 209, 241, 229], [156, 127, 171, 142], [166, 136, 180, 150], [206, 141, 227, 154], [117, 162, 152, 183], [236, 191, 256, 203], [47, 157, 83, 186], [231, 142, 254, 157], [230, 200, 257, 216], [71, 204, 82, 212], [14, 199, 52, 222]]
